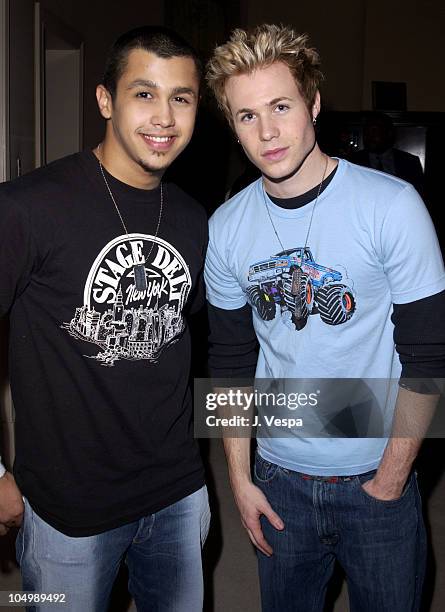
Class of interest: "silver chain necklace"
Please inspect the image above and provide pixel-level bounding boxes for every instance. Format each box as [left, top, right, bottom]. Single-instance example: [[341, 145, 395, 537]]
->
[[97, 144, 163, 292], [262, 156, 329, 326], [262, 155, 328, 254]]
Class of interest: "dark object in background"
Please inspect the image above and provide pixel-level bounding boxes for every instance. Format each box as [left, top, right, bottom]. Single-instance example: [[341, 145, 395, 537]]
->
[[372, 81, 407, 112], [350, 111, 425, 196]]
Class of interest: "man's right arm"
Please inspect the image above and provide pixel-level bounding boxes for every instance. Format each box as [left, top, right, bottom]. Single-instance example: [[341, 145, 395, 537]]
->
[[0, 472, 24, 535], [205, 216, 284, 553], [0, 191, 34, 534], [222, 435, 284, 556], [208, 303, 284, 555]]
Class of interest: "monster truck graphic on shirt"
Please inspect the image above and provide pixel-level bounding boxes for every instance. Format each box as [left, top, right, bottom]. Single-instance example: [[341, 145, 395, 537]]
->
[[247, 247, 356, 330]]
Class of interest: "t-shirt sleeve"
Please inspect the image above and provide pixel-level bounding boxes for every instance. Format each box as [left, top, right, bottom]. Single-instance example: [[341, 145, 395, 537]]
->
[[378, 184, 445, 304], [0, 194, 36, 318], [204, 214, 247, 310]]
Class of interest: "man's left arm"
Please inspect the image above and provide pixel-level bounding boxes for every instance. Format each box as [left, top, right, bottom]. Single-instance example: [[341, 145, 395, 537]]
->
[[363, 388, 437, 500], [363, 290, 445, 500]]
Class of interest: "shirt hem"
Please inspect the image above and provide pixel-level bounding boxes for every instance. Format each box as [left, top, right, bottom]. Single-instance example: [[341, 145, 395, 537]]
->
[[25, 471, 205, 537], [206, 296, 247, 310], [391, 277, 445, 304]]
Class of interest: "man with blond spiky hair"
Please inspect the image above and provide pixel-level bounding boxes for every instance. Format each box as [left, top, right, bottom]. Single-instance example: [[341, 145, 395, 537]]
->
[[205, 24, 445, 612]]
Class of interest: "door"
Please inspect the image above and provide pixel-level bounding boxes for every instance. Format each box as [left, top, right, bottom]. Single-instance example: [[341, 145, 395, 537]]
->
[[35, 3, 83, 166]]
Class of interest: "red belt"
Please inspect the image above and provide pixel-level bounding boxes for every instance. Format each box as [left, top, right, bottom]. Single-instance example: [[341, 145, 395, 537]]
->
[[301, 474, 353, 483]]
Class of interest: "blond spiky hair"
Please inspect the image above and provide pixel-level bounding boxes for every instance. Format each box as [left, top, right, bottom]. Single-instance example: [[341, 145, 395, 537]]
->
[[206, 24, 323, 126]]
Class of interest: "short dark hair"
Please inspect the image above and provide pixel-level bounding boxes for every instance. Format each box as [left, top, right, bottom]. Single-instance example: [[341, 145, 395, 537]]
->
[[103, 26, 202, 98]]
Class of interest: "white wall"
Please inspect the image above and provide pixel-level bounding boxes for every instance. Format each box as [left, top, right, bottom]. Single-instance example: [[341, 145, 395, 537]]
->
[[246, 0, 367, 111], [362, 0, 445, 111], [45, 49, 81, 162], [246, 0, 445, 112], [39, 0, 164, 147]]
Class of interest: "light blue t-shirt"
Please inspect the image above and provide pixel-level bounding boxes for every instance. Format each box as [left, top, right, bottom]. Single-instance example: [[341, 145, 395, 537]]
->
[[205, 159, 445, 475]]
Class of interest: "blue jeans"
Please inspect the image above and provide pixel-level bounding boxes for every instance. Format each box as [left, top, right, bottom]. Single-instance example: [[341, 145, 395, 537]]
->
[[254, 452, 426, 612], [16, 486, 210, 612]]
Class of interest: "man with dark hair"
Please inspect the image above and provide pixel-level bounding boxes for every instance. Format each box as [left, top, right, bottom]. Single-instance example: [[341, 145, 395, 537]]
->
[[0, 26, 209, 611], [102, 26, 202, 99], [205, 24, 445, 612]]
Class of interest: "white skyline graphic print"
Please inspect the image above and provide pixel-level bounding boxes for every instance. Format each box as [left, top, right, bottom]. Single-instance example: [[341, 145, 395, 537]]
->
[[63, 233, 191, 366]]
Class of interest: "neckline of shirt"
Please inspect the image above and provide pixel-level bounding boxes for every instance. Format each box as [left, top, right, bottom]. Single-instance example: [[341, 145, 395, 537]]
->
[[260, 157, 345, 219], [83, 149, 162, 204], [267, 165, 338, 209]]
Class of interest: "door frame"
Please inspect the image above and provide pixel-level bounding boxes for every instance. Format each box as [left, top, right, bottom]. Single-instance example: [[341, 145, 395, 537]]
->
[[0, 0, 9, 182]]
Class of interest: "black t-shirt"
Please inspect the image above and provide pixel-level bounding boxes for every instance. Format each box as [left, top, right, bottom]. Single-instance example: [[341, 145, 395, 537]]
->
[[0, 150, 207, 536]]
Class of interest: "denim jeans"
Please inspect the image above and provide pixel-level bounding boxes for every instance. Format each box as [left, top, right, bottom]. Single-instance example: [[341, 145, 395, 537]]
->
[[16, 486, 210, 612], [254, 452, 426, 612]]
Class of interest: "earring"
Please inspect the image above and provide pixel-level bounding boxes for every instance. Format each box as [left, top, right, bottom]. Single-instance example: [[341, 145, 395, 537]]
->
[[312, 117, 317, 126], [237, 138, 240, 143]]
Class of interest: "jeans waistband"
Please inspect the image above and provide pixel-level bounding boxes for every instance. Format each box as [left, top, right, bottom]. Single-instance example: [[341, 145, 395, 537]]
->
[[300, 473, 355, 483], [297, 468, 377, 483]]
